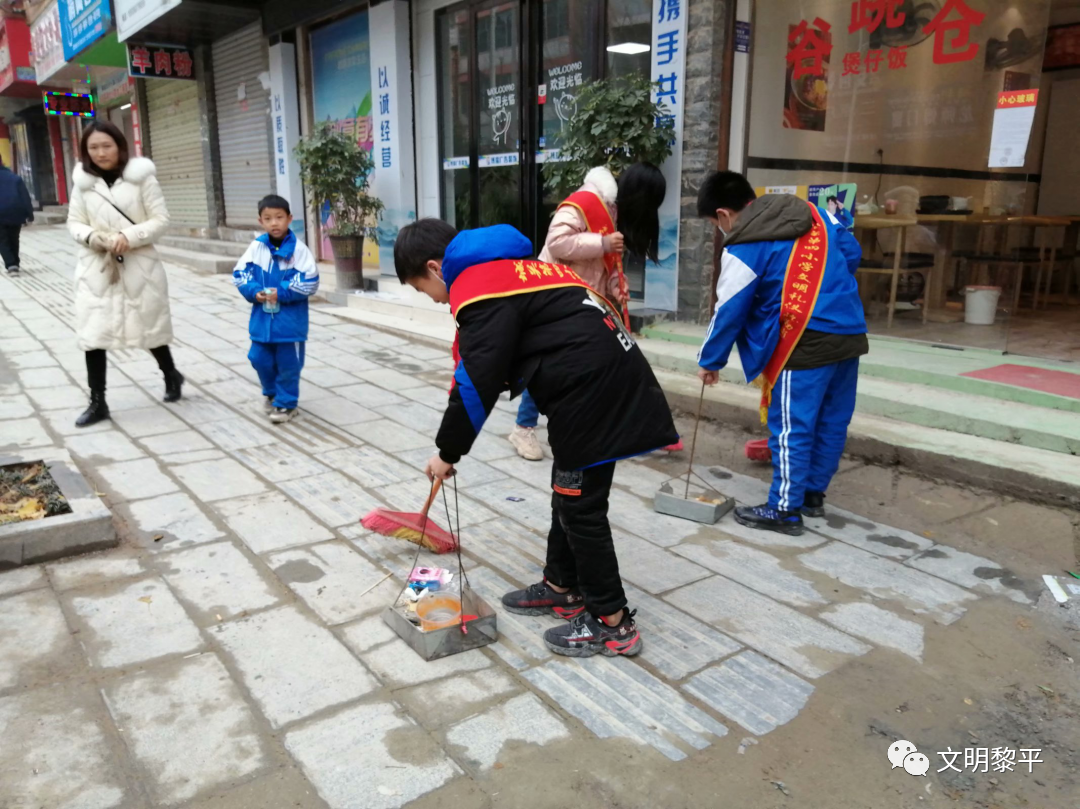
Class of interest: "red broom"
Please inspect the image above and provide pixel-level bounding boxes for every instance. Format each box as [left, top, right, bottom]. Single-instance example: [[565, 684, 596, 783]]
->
[[360, 479, 458, 554]]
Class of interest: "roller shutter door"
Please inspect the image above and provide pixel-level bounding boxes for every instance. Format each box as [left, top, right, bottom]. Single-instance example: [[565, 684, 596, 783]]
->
[[212, 22, 273, 227], [146, 79, 209, 227]]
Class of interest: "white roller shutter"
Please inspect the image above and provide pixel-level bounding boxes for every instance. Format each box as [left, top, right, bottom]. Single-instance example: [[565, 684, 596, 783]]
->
[[146, 79, 209, 227], [212, 22, 273, 228]]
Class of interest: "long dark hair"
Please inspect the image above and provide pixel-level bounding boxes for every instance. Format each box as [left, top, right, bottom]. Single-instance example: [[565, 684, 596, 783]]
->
[[616, 162, 665, 263], [79, 120, 129, 177]]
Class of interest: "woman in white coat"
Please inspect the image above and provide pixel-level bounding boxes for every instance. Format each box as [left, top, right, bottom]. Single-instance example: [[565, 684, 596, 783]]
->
[[67, 120, 184, 427]]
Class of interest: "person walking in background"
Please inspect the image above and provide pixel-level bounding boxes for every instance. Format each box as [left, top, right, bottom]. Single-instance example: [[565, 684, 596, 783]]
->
[[68, 121, 183, 428], [509, 162, 682, 459], [232, 195, 319, 424], [695, 171, 867, 536], [0, 157, 35, 275]]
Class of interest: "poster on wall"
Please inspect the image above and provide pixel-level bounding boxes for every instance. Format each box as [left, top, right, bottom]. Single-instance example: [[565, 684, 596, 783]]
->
[[368, 1, 416, 275], [310, 11, 376, 265], [648, 0, 689, 313], [784, 18, 831, 131], [30, 2, 65, 83], [753, 183, 857, 230]]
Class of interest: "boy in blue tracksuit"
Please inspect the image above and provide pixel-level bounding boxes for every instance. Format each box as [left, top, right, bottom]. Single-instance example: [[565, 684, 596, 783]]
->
[[232, 195, 319, 423], [696, 171, 868, 536]]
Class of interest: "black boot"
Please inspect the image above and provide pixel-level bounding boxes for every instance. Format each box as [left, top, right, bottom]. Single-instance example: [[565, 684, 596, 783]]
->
[[164, 370, 184, 403], [75, 391, 110, 428]]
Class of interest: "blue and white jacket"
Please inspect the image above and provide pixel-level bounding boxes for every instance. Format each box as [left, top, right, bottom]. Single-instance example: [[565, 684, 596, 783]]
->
[[699, 195, 865, 381], [232, 231, 319, 343]]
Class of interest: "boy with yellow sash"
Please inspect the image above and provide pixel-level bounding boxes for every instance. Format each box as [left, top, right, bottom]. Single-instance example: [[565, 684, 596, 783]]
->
[[695, 171, 867, 536], [394, 219, 678, 657]]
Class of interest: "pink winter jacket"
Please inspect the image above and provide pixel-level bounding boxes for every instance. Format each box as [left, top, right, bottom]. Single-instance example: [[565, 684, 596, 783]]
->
[[538, 166, 623, 303]]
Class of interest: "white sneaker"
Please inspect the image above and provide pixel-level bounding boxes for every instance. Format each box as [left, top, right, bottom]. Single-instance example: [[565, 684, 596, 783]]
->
[[270, 407, 297, 424], [509, 425, 544, 461], [262, 396, 275, 415]]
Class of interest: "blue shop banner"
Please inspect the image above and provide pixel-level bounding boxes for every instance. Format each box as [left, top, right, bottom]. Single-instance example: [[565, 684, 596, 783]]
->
[[60, 0, 112, 61]]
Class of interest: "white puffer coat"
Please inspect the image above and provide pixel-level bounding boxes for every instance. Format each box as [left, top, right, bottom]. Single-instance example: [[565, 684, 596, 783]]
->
[[67, 157, 173, 351]]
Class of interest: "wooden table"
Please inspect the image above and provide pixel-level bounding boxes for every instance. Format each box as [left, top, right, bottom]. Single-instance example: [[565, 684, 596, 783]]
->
[[853, 215, 918, 328]]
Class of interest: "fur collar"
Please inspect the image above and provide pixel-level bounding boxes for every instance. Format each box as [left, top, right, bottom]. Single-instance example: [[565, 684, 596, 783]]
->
[[583, 166, 618, 207], [73, 157, 156, 191]]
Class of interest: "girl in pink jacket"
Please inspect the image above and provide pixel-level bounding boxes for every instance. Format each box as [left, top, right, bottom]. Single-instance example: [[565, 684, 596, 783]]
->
[[510, 162, 679, 460]]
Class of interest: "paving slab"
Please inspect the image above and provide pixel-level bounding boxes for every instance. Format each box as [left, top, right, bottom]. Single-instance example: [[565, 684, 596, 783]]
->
[[278, 471, 382, 528], [136, 429, 213, 456], [160, 449, 227, 465], [66, 576, 204, 668], [26, 384, 87, 411], [47, 552, 148, 590], [819, 602, 925, 662], [0, 685, 128, 809], [335, 382, 408, 409], [803, 506, 936, 560], [285, 701, 459, 809], [357, 367, 430, 390], [374, 400, 445, 433], [396, 668, 521, 730], [102, 654, 268, 805], [375, 477, 497, 528], [339, 418, 432, 452], [110, 405, 188, 438], [682, 650, 815, 736], [193, 417, 277, 451], [212, 491, 334, 554], [0, 588, 81, 691], [172, 457, 267, 502], [0, 416, 53, 452], [97, 457, 179, 501], [302, 394, 381, 426], [0, 564, 47, 596], [467, 478, 553, 534], [124, 492, 226, 548], [322, 445, 425, 489], [607, 488, 704, 549], [231, 441, 331, 482], [301, 366, 363, 389], [906, 545, 1035, 604], [665, 576, 871, 679], [445, 692, 569, 773], [268, 540, 395, 624], [798, 542, 978, 624], [523, 656, 728, 763], [0, 392, 35, 418], [65, 430, 145, 463], [358, 635, 492, 689], [18, 366, 71, 389], [615, 530, 711, 595], [672, 540, 831, 607], [157, 541, 281, 622], [213, 605, 378, 728]]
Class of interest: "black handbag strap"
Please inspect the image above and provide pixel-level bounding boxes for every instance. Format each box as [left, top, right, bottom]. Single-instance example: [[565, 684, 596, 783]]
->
[[90, 189, 137, 226]]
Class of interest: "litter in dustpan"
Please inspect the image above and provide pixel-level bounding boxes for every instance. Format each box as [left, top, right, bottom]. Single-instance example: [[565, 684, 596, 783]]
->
[[380, 478, 497, 661]]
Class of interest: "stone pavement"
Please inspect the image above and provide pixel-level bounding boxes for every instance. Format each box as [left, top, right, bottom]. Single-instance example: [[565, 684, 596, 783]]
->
[[0, 227, 1037, 808]]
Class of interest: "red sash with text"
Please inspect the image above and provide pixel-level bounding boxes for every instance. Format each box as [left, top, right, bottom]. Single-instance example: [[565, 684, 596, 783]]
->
[[448, 258, 619, 383], [757, 203, 829, 421], [560, 190, 631, 328]]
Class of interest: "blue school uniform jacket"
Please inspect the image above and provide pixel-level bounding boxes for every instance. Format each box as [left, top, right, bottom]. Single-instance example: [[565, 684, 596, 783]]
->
[[698, 195, 866, 382], [232, 231, 319, 343]]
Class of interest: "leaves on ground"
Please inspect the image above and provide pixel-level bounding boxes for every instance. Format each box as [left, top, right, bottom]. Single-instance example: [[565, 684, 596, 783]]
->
[[0, 463, 72, 525]]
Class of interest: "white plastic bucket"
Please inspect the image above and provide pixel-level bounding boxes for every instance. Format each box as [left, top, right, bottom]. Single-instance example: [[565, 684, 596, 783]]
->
[[964, 286, 1001, 325]]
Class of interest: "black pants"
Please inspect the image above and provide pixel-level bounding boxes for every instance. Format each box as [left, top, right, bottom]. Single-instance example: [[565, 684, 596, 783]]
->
[[0, 224, 21, 269], [543, 461, 627, 618], [86, 346, 176, 393]]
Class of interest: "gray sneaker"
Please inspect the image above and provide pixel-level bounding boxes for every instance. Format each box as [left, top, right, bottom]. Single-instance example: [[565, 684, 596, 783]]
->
[[269, 407, 297, 424], [262, 396, 275, 415], [6, 265, 19, 275]]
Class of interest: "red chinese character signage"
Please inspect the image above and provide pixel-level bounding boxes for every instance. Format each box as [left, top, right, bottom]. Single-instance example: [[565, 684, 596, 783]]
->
[[127, 43, 195, 81], [786, 18, 833, 80], [44, 92, 96, 119], [848, 0, 906, 34], [922, 0, 986, 65]]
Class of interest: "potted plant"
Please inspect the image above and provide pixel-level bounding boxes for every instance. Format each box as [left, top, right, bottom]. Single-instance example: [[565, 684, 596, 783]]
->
[[294, 121, 385, 287], [542, 73, 674, 199]]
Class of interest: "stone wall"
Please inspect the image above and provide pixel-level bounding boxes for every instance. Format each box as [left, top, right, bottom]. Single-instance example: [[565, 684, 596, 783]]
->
[[676, 0, 732, 323]]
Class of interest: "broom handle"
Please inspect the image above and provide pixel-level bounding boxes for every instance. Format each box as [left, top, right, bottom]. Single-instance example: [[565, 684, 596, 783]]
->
[[685, 382, 707, 500], [420, 478, 444, 519]]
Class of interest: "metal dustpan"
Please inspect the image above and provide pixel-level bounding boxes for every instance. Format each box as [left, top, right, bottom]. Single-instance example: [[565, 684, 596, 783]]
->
[[381, 478, 498, 661], [654, 382, 735, 525]]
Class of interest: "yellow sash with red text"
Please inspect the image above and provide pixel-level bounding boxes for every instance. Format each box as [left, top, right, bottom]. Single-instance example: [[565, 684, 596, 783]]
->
[[448, 258, 620, 374], [756, 203, 829, 422], [560, 190, 631, 328]]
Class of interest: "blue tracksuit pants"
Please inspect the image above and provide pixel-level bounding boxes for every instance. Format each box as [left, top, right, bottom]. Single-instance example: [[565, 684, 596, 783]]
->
[[249, 341, 305, 409], [516, 389, 539, 428], [767, 358, 859, 511]]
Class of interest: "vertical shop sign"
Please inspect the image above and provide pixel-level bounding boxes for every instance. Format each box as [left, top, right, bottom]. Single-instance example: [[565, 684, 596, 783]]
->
[[59, 0, 112, 61], [114, 0, 181, 42], [368, 0, 416, 274], [269, 42, 306, 243], [648, 0, 687, 312], [31, 2, 66, 83]]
